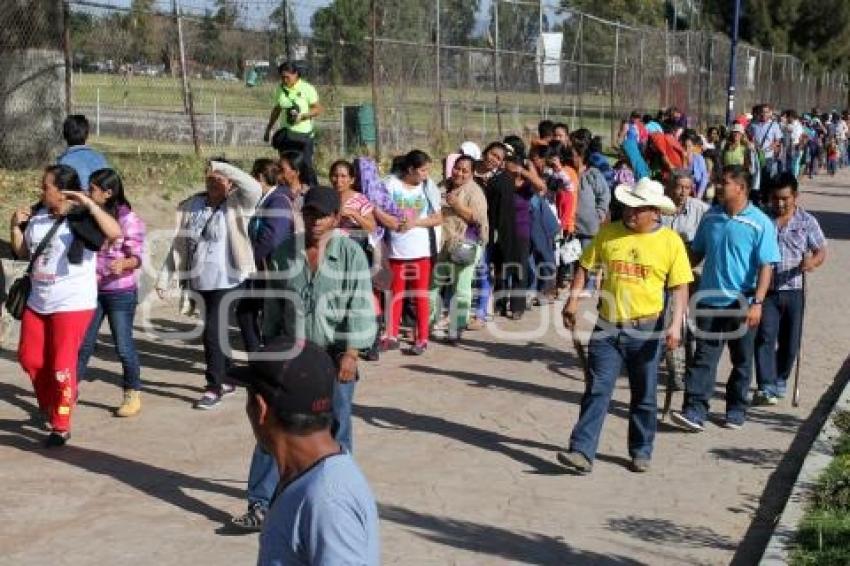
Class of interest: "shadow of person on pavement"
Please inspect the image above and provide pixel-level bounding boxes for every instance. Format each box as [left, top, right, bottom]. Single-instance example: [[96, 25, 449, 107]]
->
[[355, 404, 565, 474], [380, 503, 644, 565], [0, 419, 244, 525]]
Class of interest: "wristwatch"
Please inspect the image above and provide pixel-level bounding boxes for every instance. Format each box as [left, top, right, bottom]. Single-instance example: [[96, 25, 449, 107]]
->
[[751, 298, 764, 305]]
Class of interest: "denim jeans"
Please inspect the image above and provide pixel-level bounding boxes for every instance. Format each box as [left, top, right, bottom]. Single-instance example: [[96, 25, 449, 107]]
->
[[755, 290, 804, 397], [682, 305, 755, 423], [77, 290, 141, 390], [474, 244, 494, 320], [569, 319, 663, 462], [246, 376, 357, 509]]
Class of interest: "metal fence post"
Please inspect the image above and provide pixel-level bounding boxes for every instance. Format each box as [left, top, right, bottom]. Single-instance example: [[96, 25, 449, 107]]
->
[[96, 87, 100, 138], [610, 25, 619, 148], [212, 96, 217, 147]]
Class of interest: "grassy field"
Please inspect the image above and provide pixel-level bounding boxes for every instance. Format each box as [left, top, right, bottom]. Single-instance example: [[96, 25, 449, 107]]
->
[[71, 72, 621, 146]]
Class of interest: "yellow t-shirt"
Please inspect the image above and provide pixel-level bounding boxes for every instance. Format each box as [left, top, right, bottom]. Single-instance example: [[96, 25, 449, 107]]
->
[[580, 222, 693, 322]]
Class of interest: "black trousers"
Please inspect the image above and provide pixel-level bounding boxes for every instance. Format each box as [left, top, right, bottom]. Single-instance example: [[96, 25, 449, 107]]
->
[[493, 237, 530, 316]]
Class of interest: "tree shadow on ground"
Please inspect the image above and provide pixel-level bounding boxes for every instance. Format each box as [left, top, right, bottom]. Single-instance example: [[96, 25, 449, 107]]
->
[[810, 209, 850, 240], [457, 337, 575, 369], [804, 190, 850, 200], [708, 447, 785, 468], [730, 355, 850, 565], [400, 363, 631, 421], [606, 516, 737, 551], [0, 418, 243, 525], [381, 503, 643, 565], [354, 404, 565, 474]]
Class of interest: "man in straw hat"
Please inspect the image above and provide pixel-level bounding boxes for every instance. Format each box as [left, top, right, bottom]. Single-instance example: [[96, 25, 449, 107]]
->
[[559, 178, 693, 474], [671, 165, 780, 432]]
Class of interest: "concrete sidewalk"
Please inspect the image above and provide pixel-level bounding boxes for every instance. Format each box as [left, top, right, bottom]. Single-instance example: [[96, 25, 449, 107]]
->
[[0, 172, 848, 565]]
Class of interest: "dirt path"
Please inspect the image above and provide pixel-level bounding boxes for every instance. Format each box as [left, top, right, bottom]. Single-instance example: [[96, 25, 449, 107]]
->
[[0, 172, 848, 565]]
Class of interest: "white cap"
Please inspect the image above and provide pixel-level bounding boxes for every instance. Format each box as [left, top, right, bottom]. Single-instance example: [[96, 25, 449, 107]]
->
[[459, 141, 482, 161]]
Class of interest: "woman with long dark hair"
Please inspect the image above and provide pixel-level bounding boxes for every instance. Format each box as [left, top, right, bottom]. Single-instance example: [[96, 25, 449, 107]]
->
[[77, 168, 146, 417], [10, 164, 121, 446], [278, 150, 310, 209], [380, 149, 441, 355]]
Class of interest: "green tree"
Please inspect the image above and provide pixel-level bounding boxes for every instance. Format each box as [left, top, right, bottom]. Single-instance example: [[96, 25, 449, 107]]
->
[[310, 0, 369, 83], [127, 0, 156, 63], [270, 0, 301, 59], [561, 0, 666, 27], [214, 0, 240, 26], [196, 10, 223, 67]]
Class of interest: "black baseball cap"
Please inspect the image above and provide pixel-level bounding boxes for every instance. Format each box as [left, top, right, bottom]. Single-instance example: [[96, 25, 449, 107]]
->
[[302, 185, 340, 216], [228, 337, 336, 417]]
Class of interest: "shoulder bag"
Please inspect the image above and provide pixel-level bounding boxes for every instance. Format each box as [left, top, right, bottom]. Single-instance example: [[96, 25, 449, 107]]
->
[[6, 217, 65, 320]]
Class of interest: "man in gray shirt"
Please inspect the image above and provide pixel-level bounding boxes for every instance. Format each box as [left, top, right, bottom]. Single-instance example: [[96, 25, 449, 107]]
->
[[230, 338, 380, 566]]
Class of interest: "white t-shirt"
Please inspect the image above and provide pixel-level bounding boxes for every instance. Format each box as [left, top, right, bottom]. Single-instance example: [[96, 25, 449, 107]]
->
[[25, 209, 97, 314], [385, 176, 439, 260]]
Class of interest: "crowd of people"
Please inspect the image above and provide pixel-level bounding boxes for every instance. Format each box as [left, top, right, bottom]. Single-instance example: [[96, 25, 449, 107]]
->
[[4, 60, 840, 563]]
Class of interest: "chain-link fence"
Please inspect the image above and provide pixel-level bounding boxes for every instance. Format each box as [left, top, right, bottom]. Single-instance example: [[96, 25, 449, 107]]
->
[[0, 0, 68, 168], [23, 0, 850, 165]]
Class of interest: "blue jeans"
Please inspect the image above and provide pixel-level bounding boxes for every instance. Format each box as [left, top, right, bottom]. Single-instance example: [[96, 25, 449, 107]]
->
[[246, 377, 357, 509], [682, 306, 755, 423], [755, 290, 803, 397], [569, 320, 663, 462], [77, 290, 141, 390], [474, 244, 493, 320]]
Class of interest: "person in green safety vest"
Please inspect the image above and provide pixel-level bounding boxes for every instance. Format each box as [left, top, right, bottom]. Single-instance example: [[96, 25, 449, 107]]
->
[[263, 62, 323, 186]]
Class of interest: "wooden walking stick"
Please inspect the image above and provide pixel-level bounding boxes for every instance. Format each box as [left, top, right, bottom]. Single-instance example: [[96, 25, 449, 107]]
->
[[792, 271, 807, 407]]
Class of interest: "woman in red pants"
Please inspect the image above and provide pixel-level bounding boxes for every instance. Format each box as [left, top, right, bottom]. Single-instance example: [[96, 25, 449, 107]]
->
[[380, 150, 442, 355], [10, 165, 120, 447]]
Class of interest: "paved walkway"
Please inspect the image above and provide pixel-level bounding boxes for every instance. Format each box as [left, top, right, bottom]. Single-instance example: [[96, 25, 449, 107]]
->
[[1, 172, 848, 565]]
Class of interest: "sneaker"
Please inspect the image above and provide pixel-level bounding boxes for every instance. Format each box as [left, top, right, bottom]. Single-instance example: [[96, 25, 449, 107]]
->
[[44, 431, 70, 448], [231, 502, 267, 532], [195, 388, 223, 410], [363, 343, 380, 362], [629, 457, 651, 473], [115, 390, 141, 418], [406, 342, 427, 356], [752, 391, 779, 407], [556, 450, 593, 474], [220, 384, 237, 397], [466, 318, 486, 331], [724, 414, 745, 430], [775, 381, 788, 399], [379, 337, 400, 352], [670, 410, 704, 432]]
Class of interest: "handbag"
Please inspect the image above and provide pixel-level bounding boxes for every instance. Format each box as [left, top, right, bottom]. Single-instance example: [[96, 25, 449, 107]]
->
[[5, 217, 65, 320], [449, 224, 480, 266]]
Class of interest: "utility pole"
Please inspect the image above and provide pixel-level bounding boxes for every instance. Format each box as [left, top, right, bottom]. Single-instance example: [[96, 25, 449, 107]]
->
[[62, 0, 72, 114], [538, 0, 545, 117], [370, 0, 381, 161], [725, 0, 741, 126], [175, 0, 201, 156], [435, 0, 444, 130], [493, 0, 503, 136], [282, 0, 292, 61]]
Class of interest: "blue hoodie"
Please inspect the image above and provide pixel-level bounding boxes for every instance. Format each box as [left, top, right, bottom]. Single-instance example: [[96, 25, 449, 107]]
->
[[57, 145, 109, 189]]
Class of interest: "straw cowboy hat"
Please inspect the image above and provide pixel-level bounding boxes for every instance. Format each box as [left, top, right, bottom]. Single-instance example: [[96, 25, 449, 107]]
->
[[614, 177, 676, 214]]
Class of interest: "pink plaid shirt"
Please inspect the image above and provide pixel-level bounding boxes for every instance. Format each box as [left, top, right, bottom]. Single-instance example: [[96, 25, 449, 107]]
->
[[96, 205, 145, 293]]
